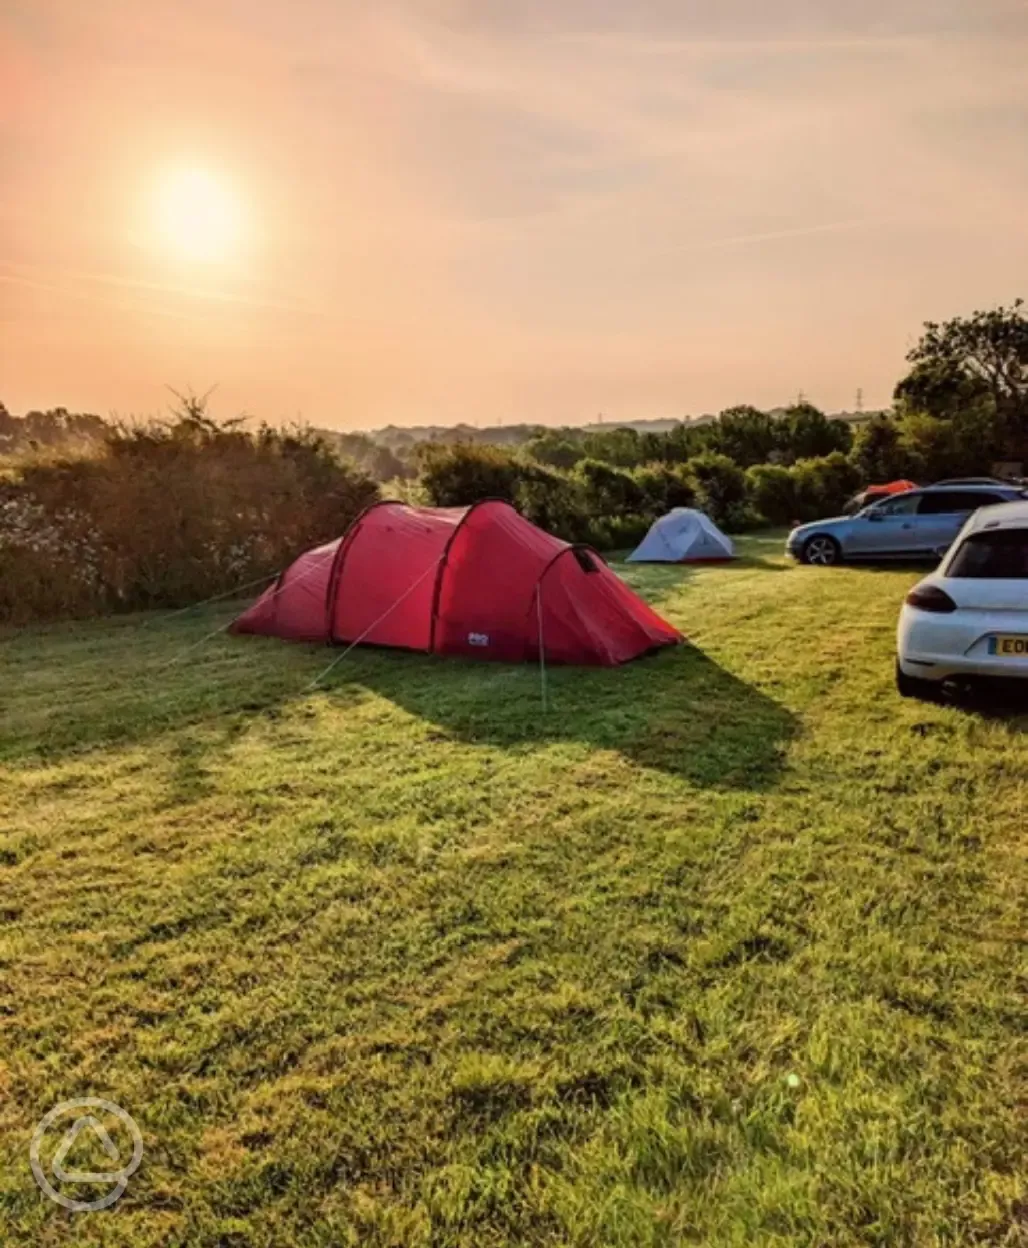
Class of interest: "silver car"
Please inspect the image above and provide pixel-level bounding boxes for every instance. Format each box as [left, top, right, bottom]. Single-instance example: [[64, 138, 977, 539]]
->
[[787, 484, 1027, 566]]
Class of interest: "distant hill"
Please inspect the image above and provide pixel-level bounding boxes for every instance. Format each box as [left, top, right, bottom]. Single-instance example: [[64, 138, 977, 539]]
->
[[833, 409, 883, 424], [370, 423, 543, 450], [363, 407, 883, 447], [0, 402, 884, 466], [580, 417, 692, 434]]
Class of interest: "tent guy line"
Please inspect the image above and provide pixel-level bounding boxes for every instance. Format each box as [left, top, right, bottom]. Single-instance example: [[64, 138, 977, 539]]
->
[[535, 585, 548, 713], [306, 558, 444, 692], [156, 548, 337, 670], [140, 568, 282, 629]]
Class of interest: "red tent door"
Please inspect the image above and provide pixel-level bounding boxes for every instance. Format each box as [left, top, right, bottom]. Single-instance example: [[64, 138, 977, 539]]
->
[[532, 547, 679, 666], [432, 502, 563, 661]]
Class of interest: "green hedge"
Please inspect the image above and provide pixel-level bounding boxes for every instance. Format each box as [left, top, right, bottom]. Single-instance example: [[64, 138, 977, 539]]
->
[[0, 418, 378, 623]]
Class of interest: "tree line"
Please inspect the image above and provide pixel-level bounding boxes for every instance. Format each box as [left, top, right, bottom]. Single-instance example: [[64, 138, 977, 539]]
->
[[1, 298, 1024, 619], [417, 299, 1027, 540]]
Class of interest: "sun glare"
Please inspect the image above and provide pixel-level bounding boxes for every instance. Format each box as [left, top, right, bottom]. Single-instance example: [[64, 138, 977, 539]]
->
[[153, 167, 243, 263]]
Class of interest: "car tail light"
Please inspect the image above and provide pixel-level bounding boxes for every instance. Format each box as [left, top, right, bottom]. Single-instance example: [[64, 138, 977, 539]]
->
[[905, 584, 957, 613]]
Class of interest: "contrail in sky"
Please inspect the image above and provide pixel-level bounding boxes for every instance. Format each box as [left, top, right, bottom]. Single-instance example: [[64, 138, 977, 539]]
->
[[679, 217, 890, 253], [0, 263, 314, 316]]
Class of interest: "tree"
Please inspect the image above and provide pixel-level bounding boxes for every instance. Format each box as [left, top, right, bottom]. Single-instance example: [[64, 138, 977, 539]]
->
[[580, 427, 643, 467], [683, 453, 747, 526], [515, 469, 587, 542], [632, 464, 696, 514], [775, 402, 852, 463], [897, 298, 1028, 460], [746, 464, 799, 526], [659, 422, 708, 464], [525, 429, 584, 470], [894, 357, 990, 422], [707, 405, 777, 467], [791, 452, 861, 519], [330, 432, 410, 481], [850, 414, 914, 483], [637, 431, 666, 463], [574, 458, 643, 514], [418, 442, 524, 507]]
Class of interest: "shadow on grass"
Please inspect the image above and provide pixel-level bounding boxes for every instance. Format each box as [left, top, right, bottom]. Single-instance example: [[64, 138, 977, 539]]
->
[[926, 680, 1028, 729], [842, 558, 941, 573], [613, 547, 791, 608], [324, 642, 797, 790], [1, 613, 796, 790]]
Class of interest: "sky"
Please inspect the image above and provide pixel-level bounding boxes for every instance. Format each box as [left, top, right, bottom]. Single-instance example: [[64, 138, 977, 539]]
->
[[2, 0, 1027, 428]]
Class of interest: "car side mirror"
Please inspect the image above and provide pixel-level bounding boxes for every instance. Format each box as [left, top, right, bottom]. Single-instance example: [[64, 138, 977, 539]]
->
[[866, 512, 883, 522], [933, 545, 949, 561]]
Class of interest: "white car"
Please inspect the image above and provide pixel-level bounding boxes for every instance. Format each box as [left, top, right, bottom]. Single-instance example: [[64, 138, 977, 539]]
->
[[897, 500, 1028, 699]]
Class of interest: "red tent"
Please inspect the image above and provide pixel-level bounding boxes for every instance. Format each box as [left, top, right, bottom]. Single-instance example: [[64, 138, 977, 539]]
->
[[864, 479, 918, 498], [230, 500, 682, 666]]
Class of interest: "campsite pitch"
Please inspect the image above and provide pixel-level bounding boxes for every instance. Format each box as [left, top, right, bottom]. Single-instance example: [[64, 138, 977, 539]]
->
[[0, 533, 1024, 1246]]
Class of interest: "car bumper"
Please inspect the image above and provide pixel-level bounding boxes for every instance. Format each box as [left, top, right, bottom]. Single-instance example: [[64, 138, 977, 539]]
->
[[897, 605, 1028, 683], [897, 653, 1028, 682]]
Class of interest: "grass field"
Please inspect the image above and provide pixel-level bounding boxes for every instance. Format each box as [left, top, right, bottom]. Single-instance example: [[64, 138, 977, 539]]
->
[[0, 533, 1025, 1246]]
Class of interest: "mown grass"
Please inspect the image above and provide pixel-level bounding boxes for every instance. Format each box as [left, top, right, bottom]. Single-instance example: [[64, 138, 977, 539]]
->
[[0, 533, 1024, 1246]]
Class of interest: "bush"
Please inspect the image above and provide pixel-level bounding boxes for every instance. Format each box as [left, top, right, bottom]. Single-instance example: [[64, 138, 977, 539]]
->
[[418, 442, 599, 543], [850, 414, 916, 483], [775, 403, 853, 463], [329, 431, 413, 481], [631, 464, 696, 514], [708, 405, 778, 467], [746, 464, 800, 526], [585, 514, 654, 551], [0, 414, 378, 623], [897, 407, 997, 482], [397, 442, 671, 550], [513, 468, 591, 543], [790, 452, 862, 520], [419, 442, 524, 507], [580, 427, 643, 467], [744, 455, 861, 526], [683, 453, 747, 527], [574, 459, 644, 516], [524, 430, 584, 470], [721, 503, 768, 533]]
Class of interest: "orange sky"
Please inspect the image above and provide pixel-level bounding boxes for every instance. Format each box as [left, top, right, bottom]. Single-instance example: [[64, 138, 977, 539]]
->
[[2, 0, 1027, 428]]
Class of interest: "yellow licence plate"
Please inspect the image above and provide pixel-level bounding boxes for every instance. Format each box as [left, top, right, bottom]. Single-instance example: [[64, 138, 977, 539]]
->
[[989, 634, 1028, 656]]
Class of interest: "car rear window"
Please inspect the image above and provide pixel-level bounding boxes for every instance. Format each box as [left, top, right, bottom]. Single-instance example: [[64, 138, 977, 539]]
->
[[947, 530, 1028, 579]]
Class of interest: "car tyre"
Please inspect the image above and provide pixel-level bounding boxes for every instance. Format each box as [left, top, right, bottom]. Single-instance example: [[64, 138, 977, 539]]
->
[[801, 534, 842, 566], [895, 660, 942, 702]]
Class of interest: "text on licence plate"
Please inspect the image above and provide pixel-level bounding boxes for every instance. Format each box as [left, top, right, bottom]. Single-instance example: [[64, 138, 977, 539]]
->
[[988, 634, 1028, 656]]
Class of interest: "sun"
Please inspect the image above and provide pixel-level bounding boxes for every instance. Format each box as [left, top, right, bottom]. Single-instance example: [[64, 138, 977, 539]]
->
[[152, 167, 244, 263]]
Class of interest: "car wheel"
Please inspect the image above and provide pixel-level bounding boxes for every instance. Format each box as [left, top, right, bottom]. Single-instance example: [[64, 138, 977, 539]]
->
[[801, 534, 842, 566], [895, 660, 942, 702]]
